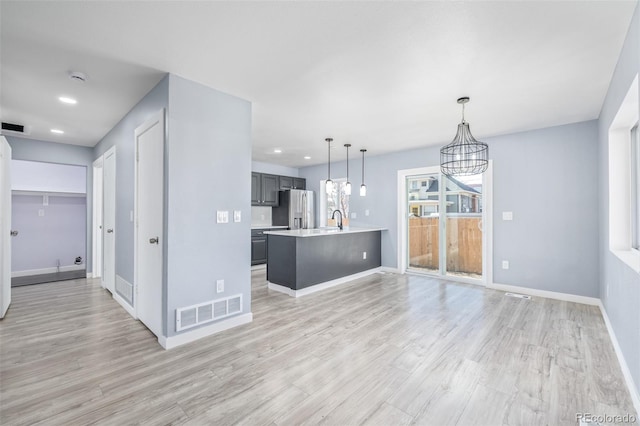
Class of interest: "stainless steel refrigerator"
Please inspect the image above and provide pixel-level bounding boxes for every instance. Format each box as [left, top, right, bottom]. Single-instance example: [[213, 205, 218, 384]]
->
[[272, 189, 315, 229]]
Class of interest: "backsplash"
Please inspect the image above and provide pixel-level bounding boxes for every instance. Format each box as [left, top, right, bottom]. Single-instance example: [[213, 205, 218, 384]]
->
[[251, 206, 272, 227]]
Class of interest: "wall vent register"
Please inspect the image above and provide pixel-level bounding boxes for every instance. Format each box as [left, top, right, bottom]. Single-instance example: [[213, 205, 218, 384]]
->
[[176, 294, 243, 331]]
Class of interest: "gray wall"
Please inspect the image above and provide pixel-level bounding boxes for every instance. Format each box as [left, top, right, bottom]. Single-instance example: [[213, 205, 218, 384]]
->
[[252, 160, 299, 177], [598, 2, 640, 398], [165, 74, 251, 337], [11, 194, 86, 271], [6, 137, 93, 272], [299, 120, 600, 298], [93, 74, 169, 290]]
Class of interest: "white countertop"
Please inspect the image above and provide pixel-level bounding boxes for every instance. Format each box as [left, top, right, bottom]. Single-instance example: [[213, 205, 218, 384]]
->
[[251, 225, 289, 230], [263, 227, 386, 237]]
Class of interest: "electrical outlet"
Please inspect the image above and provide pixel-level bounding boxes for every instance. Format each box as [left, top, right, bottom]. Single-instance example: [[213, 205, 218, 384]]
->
[[216, 279, 224, 293], [502, 211, 513, 221], [38, 209, 45, 217], [363, 251, 367, 260], [234, 210, 241, 222], [365, 209, 370, 216], [351, 212, 357, 219], [502, 260, 509, 270]]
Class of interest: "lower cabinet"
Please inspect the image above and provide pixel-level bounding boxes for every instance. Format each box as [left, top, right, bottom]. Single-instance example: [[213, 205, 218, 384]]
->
[[251, 230, 268, 265]]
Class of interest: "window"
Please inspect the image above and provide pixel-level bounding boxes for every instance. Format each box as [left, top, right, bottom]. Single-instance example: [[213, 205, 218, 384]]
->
[[632, 123, 640, 250], [608, 75, 640, 271], [320, 179, 350, 227]]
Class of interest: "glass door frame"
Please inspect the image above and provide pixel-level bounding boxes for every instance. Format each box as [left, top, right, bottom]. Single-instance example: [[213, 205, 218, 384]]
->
[[397, 163, 493, 286]]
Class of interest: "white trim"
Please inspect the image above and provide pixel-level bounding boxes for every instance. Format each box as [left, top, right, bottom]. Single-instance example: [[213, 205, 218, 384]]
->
[[380, 266, 400, 274], [251, 264, 266, 271], [487, 282, 599, 306], [159, 313, 253, 350], [113, 291, 137, 319], [268, 267, 381, 297], [598, 301, 640, 415], [608, 74, 640, 272], [92, 154, 104, 280], [86, 272, 93, 278], [11, 264, 85, 278]]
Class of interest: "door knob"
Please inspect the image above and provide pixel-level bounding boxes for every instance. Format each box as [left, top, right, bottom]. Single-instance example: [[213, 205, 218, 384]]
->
[[149, 237, 159, 244], [107, 229, 114, 233], [10, 230, 18, 237]]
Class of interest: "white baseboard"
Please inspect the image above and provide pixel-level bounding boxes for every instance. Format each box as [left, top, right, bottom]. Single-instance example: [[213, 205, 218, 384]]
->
[[487, 282, 599, 306], [380, 266, 400, 274], [159, 313, 253, 350], [11, 264, 85, 278], [598, 301, 640, 416], [113, 291, 136, 319], [268, 267, 381, 298], [251, 264, 266, 271]]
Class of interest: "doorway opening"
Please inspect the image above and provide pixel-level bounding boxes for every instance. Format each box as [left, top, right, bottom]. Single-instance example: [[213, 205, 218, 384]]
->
[[10, 160, 88, 286]]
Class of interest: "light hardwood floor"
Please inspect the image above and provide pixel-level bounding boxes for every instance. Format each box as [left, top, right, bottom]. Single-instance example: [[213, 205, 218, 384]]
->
[[0, 270, 636, 425]]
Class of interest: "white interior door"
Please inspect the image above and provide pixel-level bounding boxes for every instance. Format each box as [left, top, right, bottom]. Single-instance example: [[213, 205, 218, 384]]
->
[[0, 137, 11, 318], [102, 147, 116, 293], [92, 158, 103, 279], [135, 111, 164, 337]]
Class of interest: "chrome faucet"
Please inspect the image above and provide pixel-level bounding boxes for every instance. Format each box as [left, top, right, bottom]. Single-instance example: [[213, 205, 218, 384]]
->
[[331, 210, 343, 230]]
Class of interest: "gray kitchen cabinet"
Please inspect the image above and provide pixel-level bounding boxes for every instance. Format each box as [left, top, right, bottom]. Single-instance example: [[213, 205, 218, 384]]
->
[[293, 178, 306, 189], [279, 176, 293, 190], [251, 229, 268, 265], [251, 172, 280, 206]]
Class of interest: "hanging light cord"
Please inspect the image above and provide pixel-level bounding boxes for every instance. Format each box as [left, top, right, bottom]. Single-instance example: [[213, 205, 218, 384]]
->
[[461, 102, 466, 124], [361, 150, 365, 182], [326, 138, 332, 180]]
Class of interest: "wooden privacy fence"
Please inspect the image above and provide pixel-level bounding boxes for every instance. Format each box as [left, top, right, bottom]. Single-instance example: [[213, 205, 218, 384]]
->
[[408, 216, 482, 274]]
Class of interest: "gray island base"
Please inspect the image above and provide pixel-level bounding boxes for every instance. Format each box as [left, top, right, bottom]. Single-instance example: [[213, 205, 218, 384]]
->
[[264, 227, 383, 297]]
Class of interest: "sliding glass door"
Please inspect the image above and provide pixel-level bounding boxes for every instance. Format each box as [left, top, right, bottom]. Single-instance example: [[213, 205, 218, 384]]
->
[[406, 172, 484, 281]]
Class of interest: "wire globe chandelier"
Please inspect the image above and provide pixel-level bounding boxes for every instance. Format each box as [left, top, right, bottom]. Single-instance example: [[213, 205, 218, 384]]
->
[[440, 97, 488, 176]]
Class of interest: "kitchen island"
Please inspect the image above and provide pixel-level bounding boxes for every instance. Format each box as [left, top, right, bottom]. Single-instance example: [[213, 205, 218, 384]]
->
[[263, 227, 384, 297]]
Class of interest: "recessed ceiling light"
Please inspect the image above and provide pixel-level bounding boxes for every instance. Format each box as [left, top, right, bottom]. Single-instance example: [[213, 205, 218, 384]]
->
[[304, 156, 311, 160], [50, 129, 64, 134], [59, 96, 77, 104], [274, 149, 282, 153]]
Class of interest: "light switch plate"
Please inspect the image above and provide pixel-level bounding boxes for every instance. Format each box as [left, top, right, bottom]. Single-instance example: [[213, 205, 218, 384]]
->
[[365, 209, 370, 216], [502, 211, 513, 221], [217, 211, 229, 223], [216, 279, 224, 293], [234, 210, 241, 222], [351, 212, 357, 219]]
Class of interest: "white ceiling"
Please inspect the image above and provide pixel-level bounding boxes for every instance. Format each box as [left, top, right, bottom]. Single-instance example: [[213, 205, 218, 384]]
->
[[1, 1, 636, 167]]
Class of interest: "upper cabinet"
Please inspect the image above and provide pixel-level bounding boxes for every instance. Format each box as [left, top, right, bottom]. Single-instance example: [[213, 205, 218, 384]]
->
[[293, 178, 306, 190], [279, 176, 306, 190], [252, 172, 280, 206], [252, 172, 306, 206]]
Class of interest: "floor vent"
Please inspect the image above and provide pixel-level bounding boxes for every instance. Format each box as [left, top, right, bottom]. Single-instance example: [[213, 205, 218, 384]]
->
[[176, 294, 242, 332], [505, 292, 532, 300]]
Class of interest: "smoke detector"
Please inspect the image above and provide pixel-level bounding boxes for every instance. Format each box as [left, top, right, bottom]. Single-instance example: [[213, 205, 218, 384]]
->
[[68, 71, 88, 83]]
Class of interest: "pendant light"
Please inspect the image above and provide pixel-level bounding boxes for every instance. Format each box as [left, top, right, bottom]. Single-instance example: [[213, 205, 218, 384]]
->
[[440, 97, 488, 176], [344, 143, 352, 195], [360, 149, 367, 196], [325, 137, 334, 194]]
